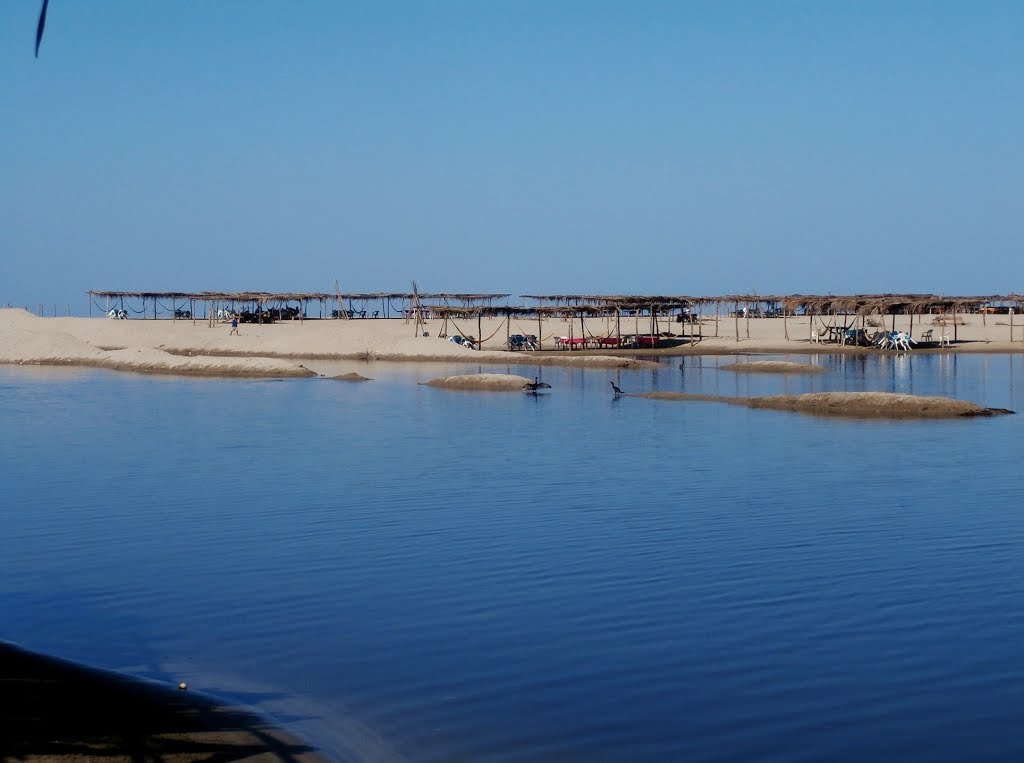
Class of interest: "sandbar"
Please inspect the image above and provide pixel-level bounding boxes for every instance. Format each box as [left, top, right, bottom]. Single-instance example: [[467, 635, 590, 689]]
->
[[422, 373, 536, 390], [723, 360, 827, 373], [635, 390, 1014, 419]]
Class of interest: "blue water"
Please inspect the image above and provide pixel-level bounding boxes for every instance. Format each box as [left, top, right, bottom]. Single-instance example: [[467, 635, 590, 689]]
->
[[2, 354, 1023, 762]]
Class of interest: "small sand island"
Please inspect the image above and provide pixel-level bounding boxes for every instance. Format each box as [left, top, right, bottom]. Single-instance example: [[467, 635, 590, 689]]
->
[[636, 390, 1014, 419], [724, 361, 827, 374], [422, 373, 538, 391]]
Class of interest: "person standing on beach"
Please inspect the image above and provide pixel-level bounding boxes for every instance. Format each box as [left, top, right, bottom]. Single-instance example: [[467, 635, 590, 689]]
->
[[229, 317, 240, 336]]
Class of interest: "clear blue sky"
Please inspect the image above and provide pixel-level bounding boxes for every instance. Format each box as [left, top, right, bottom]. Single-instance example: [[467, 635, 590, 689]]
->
[[2, 1, 1022, 311]]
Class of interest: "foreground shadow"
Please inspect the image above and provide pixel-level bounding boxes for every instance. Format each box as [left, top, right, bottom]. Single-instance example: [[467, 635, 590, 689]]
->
[[0, 641, 324, 762]]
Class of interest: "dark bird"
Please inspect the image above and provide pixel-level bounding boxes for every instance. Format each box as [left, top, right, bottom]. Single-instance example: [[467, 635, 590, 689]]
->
[[610, 381, 625, 395], [523, 377, 552, 393], [35, 0, 50, 58]]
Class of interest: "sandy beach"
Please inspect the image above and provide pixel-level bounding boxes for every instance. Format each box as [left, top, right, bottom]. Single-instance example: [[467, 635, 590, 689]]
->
[[2, 308, 1021, 378]]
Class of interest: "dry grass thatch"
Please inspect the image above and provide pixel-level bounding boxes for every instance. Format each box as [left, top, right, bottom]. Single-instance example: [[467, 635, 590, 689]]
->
[[88, 290, 1023, 318]]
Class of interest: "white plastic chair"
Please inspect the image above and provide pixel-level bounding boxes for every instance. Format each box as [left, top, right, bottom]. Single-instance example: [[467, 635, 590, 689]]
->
[[811, 330, 821, 344], [893, 332, 915, 351], [939, 330, 952, 347]]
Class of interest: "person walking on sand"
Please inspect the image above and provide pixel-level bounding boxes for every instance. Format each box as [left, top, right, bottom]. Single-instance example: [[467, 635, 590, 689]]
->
[[229, 316, 240, 336]]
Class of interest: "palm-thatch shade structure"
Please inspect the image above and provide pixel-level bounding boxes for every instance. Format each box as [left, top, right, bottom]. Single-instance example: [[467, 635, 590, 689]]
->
[[86, 291, 510, 321], [84, 290, 1024, 344]]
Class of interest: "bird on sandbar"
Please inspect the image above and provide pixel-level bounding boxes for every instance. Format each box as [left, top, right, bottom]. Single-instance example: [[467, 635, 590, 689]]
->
[[610, 381, 625, 396], [523, 377, 552, 393]]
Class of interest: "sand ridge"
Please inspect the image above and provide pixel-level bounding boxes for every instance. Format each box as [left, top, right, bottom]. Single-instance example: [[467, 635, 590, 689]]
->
[[635, 390, 1014, 419], [723, 360, 827, 373]]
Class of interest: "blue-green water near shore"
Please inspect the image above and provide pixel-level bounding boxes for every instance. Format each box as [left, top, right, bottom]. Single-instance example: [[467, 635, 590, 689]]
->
[[2, 354, 1023, 762]]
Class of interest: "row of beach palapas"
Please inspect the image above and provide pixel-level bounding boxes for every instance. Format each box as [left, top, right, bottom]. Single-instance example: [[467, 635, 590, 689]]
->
[[79, 289, 1024, 351]]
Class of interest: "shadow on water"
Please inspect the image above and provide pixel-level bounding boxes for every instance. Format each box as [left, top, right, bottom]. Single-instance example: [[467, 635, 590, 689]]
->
[[0, 590, 177, 683], [0, 642, 321, 761]]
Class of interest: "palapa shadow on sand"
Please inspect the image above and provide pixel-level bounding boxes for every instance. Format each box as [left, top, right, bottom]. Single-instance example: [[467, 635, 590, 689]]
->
[[0, 641, 325, 762]]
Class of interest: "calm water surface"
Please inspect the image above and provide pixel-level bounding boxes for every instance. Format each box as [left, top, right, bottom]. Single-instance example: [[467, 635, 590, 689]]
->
[[2, 354, 1023, 762]]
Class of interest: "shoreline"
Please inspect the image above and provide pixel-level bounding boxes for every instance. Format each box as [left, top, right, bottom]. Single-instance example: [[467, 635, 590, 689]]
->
[[3, 308, 1023, 378], [0, 640, 326, 762]]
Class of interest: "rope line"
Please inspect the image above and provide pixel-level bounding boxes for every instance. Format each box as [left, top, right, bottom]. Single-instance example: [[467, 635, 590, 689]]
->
[[448, 317, 473, 343], [512, 320, 545, 338], [450, 315, 508, 347], [511, 319, 560, 342], [479, 316, 510, 345]]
